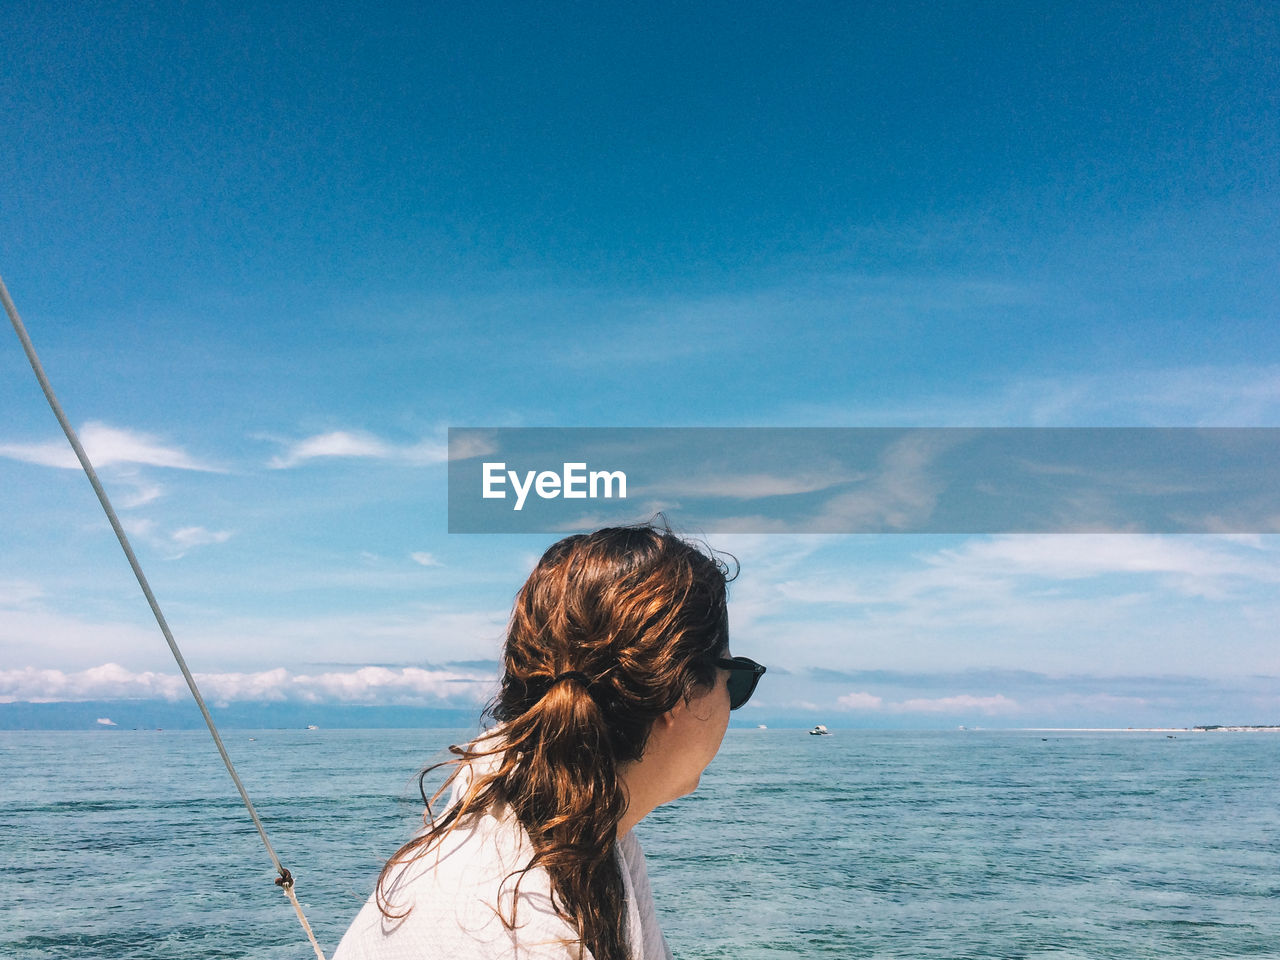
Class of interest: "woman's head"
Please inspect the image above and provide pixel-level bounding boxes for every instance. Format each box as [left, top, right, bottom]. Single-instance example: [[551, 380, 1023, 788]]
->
[[493, 522, 735, 763]]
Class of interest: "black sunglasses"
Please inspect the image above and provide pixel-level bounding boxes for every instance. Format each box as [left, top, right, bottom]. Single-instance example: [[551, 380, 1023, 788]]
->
[[709, 656, 766, 710]]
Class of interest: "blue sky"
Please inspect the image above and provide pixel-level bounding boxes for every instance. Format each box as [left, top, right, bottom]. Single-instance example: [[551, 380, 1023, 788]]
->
[[2, 1, 1278, 727]]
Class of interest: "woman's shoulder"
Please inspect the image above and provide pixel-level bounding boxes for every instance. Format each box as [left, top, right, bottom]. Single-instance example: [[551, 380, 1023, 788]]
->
[[335, 794, 585, 960]]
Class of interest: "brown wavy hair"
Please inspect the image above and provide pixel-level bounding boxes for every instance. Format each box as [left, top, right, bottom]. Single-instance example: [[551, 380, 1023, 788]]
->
[[375, 520, 736, 960]]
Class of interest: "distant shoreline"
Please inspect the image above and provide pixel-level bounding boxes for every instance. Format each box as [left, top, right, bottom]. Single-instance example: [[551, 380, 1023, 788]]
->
[[1021, 726, 1280, 732]]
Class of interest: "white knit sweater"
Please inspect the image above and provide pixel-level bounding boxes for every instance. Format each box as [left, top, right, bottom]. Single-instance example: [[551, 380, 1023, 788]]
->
[[333, 765, 674, 960]]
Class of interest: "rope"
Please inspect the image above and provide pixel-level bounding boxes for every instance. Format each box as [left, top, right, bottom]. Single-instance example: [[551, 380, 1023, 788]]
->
[[2, 275, 328, 960], [279, 869, 328, 960]]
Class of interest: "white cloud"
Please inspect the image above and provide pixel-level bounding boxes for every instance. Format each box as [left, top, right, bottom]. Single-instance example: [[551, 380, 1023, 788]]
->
[[835, 690, 1020, 714], [654, 471, 864, 500], [116, 479, 166, 508], [267, 430, 455, 469], [268, 431, 393, 467], [120, 519, 234, 558], [893, 693, 1020, 714], [96, 717, 116, 725], [287, 665, 491, 705], [448, 431, 499, 462], [0, 602, 511, 671], [687, 435, 962, 534], [773, 365, 1280, 428], [1026, 692, 1151, 713], [0, 422, 221, 471], [701, 531, 1280, 678], [409, 552, 442, 567], [0, 580, 44, 606], [836, 691, 884, 710], [830, 689, 1175, 721], [933, 534, 1280, 584], [809, 431, 965, 532], [0, 609, 162, 669], [170, 526, 233, 549], [778, 535, 1280, 611], [702, 533, 831, 637], [0, 662, 497, 706], [0, 663, 189, 702], [123, 517, 157, 539]]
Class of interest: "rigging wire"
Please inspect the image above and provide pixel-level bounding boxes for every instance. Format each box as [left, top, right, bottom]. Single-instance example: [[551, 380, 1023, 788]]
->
[[2, 275, 327, 960]]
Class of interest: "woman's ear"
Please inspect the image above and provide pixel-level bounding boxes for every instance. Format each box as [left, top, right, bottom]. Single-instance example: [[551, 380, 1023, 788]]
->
[[658, 701, 683, 727]]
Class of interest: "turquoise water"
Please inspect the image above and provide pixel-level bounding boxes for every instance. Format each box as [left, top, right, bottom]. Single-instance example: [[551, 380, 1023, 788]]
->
[[3, 728, 1278, 958]]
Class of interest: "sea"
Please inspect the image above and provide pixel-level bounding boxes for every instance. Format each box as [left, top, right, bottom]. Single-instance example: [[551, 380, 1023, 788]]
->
[[3, 727, 1278, 959]]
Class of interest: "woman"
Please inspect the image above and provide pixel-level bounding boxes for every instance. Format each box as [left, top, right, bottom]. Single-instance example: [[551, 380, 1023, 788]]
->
[[333, 522, 766, 960]]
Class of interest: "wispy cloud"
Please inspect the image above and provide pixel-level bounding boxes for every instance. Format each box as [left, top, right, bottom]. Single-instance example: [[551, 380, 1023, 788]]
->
[[717, 533, 1280, 682], [836, 691, 884, 709], [0, 422, 222, 471], [270, 430, 401, 467], [814, 668, 1278, 724], [122, 519, 234, 558], [449, 431, 499, 462], [931, 534, 1280, 587], [170, 526, 234, 553], [647, 471, 864, 500], [0, 662, 497, 706], [267, 430, 462, 468], [115, 477, 166, 508], [894, 693, 1020, 714], [778, 535, 1280, 608], [809, 430, 964, 531], [670, 432, 972, 533], [837, 689, 1019, 714], [0, 580, 44, 606], [775, 365, 1280, 428], [0, 601, 511, 672]]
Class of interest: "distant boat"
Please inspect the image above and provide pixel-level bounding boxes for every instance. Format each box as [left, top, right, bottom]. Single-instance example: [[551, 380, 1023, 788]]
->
[[757, 724, 767, 730], [306, 724, 318, 730], [809, 724, 830, 736]]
